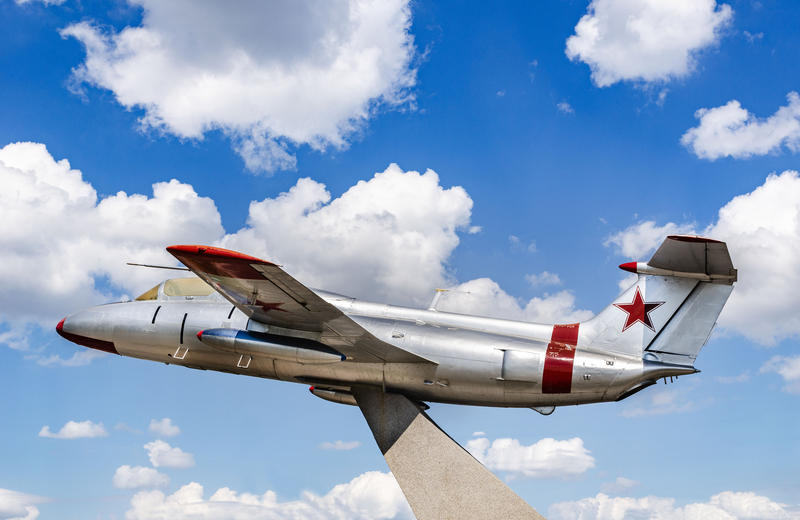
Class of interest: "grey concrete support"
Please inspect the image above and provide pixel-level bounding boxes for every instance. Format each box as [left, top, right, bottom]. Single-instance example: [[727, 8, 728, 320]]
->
[[353, 386, 545, 520]]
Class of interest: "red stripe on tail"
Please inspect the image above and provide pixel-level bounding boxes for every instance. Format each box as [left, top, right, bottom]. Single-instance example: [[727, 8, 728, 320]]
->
[[542, 324, 579, 394]]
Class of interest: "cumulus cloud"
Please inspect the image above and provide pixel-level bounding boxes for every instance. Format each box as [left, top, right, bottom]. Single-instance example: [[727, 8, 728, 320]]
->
[[565, 0, 732, 87], [38, 420, 108, 439], [761, 356, 800, 394], [124, 471, 412, 520], [548, 490, 797, 520], [0, 488, 48, 520], [465, 436, 595, 479], [0, 143, 474, 353], [149, 418, 180, 437], [319, 440, 361, 451], [220, 164, 473, 305], [606, 170, 800, 345], [144, 440, 195, 468], [113, 465, 169, 490], [435, 278, 593, 324], [61, 0, 417, 173], [681, 92, 800, 160], [709, 171, 800, 343], [0, 141, 223, 328], [605, 220, 695, 259]]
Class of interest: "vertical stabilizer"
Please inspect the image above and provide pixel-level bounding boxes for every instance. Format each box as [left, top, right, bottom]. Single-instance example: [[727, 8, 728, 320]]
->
[[581, 236, 735, 362]]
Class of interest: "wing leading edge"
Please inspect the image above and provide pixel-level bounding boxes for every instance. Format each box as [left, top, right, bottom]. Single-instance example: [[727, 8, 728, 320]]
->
[[167, 245, 432, 364]]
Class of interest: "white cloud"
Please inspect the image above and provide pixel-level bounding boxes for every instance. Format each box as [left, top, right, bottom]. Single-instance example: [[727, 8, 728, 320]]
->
[[149, 418, 180, 437], [319, 440, 361, 451], [0, 488, 47, 520], [761, 356, 800, 394], [115, 422, 142, 434], [435, 278, 593, 324], [709, 171, 800, 344], [565, 0, 732, 87], [38, 420, 108, 439], [557, 101, 574, 114], [113, 465, 170, 490], [607, 171, 800, 345], [124, 471, 412, 520], [715, 372, 751, 384], [525, 271, 562, 287], [144, 440, 195, 468], [508, 235, 537, 252], [743, 30, 764, 43], [465, 436, 595, 479], [15, 0, 65, 5], [0, 143, 475, 358], [605, 220, 696, 259], [548, 490, 798, 520], [600, 477, 639, 494], [33, 349, 107, 367], [0, 141, 224, 328], [681, 92, 800, 160], [621, 388, 700, 418], [0, 329, 30, 351], [61, 0, 417, 173], [220, 164, 473, 305]]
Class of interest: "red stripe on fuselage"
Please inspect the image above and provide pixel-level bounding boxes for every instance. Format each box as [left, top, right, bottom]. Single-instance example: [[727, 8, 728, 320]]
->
[[542, 323, 579, 394]]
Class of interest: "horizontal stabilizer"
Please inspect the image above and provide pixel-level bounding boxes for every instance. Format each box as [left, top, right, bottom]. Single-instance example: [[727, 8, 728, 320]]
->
[[648, 235, 736, 282]]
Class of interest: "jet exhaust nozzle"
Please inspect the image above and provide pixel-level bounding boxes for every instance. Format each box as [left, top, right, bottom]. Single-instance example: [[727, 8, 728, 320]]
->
[[197, 328, 345, 364]]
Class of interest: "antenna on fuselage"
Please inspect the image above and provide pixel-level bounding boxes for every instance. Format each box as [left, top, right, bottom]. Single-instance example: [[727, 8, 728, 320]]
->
[[428, 288, 448, 311], [126, 262, 190, 271]]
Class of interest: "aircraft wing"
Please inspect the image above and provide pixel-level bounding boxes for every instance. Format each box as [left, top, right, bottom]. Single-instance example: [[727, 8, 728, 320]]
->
[[167, 245, 432, 364]]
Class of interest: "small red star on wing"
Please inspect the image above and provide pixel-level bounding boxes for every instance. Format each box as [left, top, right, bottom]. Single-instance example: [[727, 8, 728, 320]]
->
[[613, 287, 664, 332], [256, 300, 288, 313]]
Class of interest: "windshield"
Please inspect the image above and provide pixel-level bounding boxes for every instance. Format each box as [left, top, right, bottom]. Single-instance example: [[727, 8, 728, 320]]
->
[[135, 277, 215, 300]]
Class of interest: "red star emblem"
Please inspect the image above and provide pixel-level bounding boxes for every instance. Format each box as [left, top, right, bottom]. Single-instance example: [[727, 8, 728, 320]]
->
[[256, 300, 287, 313], [613, 287, 664, 332]]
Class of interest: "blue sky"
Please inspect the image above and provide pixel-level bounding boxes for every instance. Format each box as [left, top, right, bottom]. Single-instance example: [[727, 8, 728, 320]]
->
[[1, 0, 799, 518]]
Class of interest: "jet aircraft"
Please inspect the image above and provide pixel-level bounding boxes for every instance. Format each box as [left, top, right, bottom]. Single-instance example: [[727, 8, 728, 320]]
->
[[57, 235, 736, 519]]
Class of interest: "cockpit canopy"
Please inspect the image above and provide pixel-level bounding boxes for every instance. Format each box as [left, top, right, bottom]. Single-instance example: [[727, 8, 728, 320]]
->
[[135, 277, 217, 301]]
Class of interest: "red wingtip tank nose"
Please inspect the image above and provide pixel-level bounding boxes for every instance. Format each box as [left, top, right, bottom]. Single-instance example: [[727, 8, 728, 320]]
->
[[619, 262, 638, 274]]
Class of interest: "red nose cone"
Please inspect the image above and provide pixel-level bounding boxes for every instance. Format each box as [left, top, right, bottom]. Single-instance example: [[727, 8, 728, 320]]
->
[[56, 318, 66, 337], [619, 262, 638, 274], [196, 330, 204, 340]]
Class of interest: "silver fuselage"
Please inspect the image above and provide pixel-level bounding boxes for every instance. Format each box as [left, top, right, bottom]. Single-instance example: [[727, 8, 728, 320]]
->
[[62, 290, 683, 408]]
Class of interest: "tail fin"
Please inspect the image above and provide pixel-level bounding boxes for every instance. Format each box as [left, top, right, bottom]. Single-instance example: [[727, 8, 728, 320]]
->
[[581, 236, 736, 365]]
